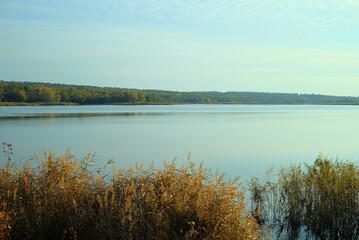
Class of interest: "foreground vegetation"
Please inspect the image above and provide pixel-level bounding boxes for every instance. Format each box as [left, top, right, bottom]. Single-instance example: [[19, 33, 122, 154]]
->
[[2, 143, 359, 239], [250, 155, 359, 239], [2, 80, 359, 105], [0, 148, 259, 239]]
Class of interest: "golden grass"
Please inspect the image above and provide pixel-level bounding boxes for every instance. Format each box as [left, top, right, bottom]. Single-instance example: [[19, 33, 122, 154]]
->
[[0, 152, 259, 240]]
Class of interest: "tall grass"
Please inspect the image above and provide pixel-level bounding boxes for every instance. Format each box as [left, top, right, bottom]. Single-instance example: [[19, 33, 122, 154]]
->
[[4, 146, 358, 239], [249, 155, 359, 239], [0, 151, 259, 240]]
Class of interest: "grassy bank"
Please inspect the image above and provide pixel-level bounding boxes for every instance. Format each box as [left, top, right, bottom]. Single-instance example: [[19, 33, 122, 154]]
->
[[0, 151, 259, 240]]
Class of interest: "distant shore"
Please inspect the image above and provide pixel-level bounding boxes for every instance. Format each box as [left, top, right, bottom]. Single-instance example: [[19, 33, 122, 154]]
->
[[2, 80, 359, 106], [1, 101, 359, 107]]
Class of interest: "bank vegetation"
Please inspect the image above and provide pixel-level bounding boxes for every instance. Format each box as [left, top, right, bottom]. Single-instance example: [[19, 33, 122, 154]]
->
[[2, 142, 359, 239], [0, 146, 259, 240]]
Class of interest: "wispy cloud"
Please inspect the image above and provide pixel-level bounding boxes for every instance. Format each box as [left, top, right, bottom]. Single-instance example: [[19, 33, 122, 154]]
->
[[3, 0, 359, 27], [113, 0, 359, 27], [1, 0, 358, 95]]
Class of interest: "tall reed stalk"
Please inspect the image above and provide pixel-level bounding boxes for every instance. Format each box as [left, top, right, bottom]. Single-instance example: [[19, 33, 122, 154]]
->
[[0, 151, 259, 239], [250, 155, 359, 239]]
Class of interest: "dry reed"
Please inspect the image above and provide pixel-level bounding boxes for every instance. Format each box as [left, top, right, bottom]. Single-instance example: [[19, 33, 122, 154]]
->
[[0, 151, 259, 240]]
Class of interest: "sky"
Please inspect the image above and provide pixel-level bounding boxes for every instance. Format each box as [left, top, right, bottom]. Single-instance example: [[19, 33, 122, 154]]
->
[[0, 0, 358, 96]]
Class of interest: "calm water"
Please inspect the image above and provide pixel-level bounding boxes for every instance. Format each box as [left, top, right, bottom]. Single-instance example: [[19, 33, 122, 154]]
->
[[1, 104, 359, 180]]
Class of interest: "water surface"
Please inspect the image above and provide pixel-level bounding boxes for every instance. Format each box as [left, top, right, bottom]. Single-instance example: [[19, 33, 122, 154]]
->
[[1, 105, 359, 180]]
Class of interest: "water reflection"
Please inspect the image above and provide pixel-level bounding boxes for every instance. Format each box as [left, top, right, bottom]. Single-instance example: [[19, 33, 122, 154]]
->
[[0, 111, 279, 121], [1, 105, 359, 180], [0, 112, 165, 121]]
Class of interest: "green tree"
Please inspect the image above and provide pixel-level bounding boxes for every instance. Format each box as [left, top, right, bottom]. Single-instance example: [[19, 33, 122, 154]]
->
[[6, 84, 27, 102], [27, 86, 60, 102], [0, 85, 4, 102]]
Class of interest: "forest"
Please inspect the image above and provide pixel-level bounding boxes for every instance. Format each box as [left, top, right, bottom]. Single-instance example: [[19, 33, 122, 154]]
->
[[1, 80, 359, 105]]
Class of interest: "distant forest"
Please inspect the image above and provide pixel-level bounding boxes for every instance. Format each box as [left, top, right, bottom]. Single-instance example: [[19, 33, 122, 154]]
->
[[1, 80, 359, 105]]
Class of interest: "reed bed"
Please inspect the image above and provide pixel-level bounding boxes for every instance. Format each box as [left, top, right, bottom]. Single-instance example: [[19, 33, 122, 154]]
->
[[4, 143, 358, 240], [0, 150, 259, 240], [250, 155, 359, 239]]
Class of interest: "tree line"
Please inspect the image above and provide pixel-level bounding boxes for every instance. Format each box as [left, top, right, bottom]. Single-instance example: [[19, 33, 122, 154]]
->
[[1, 80, 359, 105]]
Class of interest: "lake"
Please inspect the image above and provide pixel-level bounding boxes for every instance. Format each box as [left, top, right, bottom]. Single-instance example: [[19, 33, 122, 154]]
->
[[1, 104, 359, 181]]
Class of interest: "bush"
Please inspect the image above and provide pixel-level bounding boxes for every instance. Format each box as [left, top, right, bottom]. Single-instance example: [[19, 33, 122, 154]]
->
[[0, 152, 259, 240]]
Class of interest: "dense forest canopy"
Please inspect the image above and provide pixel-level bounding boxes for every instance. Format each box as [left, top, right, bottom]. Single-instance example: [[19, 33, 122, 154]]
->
[[1, 80, 359, 105]]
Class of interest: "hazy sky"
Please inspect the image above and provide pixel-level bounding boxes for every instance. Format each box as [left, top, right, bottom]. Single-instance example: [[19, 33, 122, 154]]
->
[[1, 1, 358, 96]]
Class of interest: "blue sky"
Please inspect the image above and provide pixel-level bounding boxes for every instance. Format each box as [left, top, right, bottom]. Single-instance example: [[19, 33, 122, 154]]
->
[[0, 0, 358, 96]]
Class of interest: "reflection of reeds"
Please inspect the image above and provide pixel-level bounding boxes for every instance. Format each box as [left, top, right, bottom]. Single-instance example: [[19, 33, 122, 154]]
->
[[0, 152, 259, 239], [249, 155, 359, 239]]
